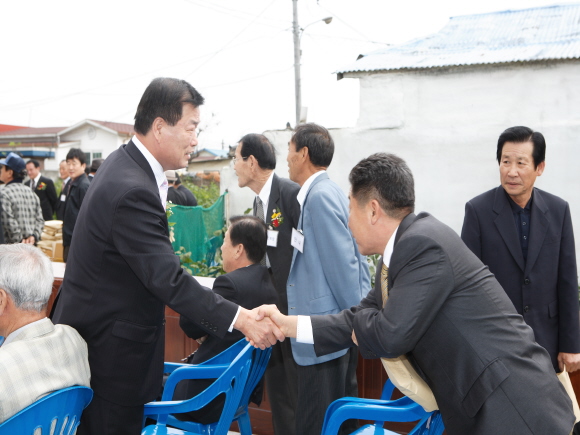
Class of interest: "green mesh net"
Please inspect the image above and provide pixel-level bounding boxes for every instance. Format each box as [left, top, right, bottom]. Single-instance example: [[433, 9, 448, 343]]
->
[[168, 193, 226, 268]]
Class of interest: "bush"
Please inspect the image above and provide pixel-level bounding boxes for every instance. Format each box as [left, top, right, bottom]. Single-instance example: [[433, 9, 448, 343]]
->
[[180, 178, 220, 208]]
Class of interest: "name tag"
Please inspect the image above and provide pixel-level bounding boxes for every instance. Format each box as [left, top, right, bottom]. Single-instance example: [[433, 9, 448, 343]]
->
[[60, 194, 66, 202], [291, 228, 304, 253], [267, 230, 279, 247]]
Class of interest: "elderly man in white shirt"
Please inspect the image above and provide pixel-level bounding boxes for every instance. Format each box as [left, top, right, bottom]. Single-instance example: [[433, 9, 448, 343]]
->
[[0, 244, 90, 423]]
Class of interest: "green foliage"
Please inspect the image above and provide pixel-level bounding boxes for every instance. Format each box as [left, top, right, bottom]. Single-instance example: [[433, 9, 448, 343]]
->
[[180, 179, 220, 208], [54, 177, 64, 195], [175, 246, 225, 278]]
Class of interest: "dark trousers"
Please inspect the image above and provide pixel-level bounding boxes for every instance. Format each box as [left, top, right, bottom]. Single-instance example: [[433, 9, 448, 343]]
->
[[77, 393, 144, 435], [266, 341, 359, 435]]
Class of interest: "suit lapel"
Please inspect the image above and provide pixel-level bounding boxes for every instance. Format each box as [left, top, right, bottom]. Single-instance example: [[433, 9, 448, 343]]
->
[[493, 187, 525, 272], [525, 189, 549, 275], [387, 213, 416, 297], [124, 140, 169, 234]]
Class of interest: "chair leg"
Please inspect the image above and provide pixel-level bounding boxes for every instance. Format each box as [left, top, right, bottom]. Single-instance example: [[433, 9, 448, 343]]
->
[[237, 412, 252, 435]]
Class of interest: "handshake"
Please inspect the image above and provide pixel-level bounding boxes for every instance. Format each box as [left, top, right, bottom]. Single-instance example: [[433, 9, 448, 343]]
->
[[234, 305, 298, 349]]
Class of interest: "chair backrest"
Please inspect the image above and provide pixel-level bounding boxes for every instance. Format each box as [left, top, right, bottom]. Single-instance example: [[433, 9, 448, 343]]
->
[[154, 343, 254, 435], [0, 386, 93, 435], [186, 338, 272, 415]]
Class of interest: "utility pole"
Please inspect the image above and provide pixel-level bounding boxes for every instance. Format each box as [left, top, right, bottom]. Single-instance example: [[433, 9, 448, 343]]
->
[[292, 0, 301, 127]]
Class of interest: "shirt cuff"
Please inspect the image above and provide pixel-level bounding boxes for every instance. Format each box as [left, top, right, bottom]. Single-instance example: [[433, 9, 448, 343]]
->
[[229, 306, 241, 333], [296, 315, 314, 344]]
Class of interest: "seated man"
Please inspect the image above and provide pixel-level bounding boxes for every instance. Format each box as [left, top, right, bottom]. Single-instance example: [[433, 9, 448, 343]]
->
[[0, 244, 90, 423], [173, 215, 277, 424]]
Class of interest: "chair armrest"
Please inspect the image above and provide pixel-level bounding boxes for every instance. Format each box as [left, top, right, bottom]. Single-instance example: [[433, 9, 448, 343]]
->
[[161, 365, 229, 401], [164, 362, 187, 374]]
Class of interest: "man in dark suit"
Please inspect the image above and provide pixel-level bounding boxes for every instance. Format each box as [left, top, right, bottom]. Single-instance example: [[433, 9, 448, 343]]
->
[[175, 173, 197, 206], [461, 126, 580, 374], [258, 153, 576, 435], [62, 148, 90, 263], [52, 77, 282, 435], [25, 159, 57, 221], [233, 133, 301, 435], [174, 215, 277, 423]]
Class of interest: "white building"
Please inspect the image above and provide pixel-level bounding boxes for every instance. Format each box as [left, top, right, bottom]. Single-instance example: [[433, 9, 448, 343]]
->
[[0, 119, 133, 177], [224, 4, 580, 266]]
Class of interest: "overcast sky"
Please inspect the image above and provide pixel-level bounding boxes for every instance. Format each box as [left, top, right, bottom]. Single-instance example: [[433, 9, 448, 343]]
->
[[1, 0, 570, 148]]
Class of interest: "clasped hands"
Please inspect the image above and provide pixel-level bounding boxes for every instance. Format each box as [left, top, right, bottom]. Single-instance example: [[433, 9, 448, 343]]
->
[[234, 305, 296, 349]]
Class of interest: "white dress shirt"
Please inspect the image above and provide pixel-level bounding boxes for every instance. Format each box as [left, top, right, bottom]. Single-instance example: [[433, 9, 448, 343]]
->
[[132, 135, 168, 208], [1, 318, 46, 347], [296, 170, 326, 209], [257, 172, 274, 221], [296, 226, 399, 343]]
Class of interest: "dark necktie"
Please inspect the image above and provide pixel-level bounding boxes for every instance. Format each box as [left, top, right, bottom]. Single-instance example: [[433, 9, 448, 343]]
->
[[31, 179, 36, 190], [255, 197, 267, 266]]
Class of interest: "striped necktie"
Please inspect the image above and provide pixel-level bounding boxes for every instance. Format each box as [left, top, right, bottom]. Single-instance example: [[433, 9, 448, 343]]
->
[[381, 262, 389, 307]]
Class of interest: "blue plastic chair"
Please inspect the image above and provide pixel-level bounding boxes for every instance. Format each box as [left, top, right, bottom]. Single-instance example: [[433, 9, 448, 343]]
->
[[151, 339, 272, 435], [0, 385, 93, 435], [142, 342, 254, 435], [321, 379, 444, 435]]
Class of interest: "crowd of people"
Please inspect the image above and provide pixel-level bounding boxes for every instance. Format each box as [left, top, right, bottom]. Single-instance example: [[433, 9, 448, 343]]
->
[[0, 76, 578, 435]]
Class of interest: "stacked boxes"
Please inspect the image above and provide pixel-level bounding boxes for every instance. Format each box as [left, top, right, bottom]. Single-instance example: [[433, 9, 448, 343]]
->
[[38, 220, 64, 262]]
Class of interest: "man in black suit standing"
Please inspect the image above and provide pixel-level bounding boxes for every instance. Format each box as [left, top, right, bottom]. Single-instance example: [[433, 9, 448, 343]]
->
[[175, 173, 197, 206], [233, 133, 301, 435], [62, 148, 90, 263], [461, 126, 580, 374], [25, 159, 57, 221], [174, 215, 277, 423], [52, 78, 282, 435], [257, 153, 576, 435]]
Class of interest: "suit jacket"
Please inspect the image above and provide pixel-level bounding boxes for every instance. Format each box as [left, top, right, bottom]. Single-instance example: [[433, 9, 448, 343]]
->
[[253, 173, 300, 314], [52, 141, 239, 406], [62, 173, 90, 246], [312, 212, 575, 435], [0, 318, 91, 423], [174, 264, 277, 424], [461, 186, 580, 371], [176, 184, 198, 207], [0, 182, 44, 243], [25, 175, 57, 221], [287, 173, 370, 366]]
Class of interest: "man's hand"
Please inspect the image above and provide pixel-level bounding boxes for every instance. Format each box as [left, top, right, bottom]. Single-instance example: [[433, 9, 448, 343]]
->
[[255, 304, 298, 338], [21, 236, 35, 245], [558, 352, 580, 373], [234, 307, 284, 350]]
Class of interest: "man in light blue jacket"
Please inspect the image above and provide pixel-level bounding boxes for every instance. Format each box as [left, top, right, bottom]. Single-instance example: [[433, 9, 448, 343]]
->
[[279, 123, 370, 435]]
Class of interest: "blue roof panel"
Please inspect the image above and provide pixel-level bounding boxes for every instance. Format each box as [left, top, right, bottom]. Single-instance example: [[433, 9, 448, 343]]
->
[[338, 4, 580, 74]]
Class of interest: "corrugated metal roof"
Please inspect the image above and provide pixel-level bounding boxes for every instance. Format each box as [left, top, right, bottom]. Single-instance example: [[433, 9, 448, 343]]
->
[[338, 4, 580, 75]]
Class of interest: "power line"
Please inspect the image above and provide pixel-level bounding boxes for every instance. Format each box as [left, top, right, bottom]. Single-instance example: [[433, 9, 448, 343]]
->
[[185, 0, 278, 78]]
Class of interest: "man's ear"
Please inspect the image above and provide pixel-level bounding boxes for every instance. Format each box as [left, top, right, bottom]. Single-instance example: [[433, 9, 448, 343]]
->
[[370, 199, 381, 225], [0, 288, 8, 316], [152, 117, 165, 142], [234, 243, 244, 260]]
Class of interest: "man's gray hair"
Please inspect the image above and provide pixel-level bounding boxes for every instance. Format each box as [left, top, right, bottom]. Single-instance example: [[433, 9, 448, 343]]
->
[[0, 244, 53, 312]]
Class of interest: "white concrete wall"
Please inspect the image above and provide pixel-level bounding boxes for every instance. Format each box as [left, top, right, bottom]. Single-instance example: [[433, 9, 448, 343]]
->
[[258, 61, 580, 266]]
